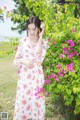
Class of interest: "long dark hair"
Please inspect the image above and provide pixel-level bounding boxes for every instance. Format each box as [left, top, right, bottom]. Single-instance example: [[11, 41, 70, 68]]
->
[[26, 16, 42, 35]]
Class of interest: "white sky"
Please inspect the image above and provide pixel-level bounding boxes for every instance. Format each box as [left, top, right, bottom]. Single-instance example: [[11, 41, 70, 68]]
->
[[0, 0, 26, 37]]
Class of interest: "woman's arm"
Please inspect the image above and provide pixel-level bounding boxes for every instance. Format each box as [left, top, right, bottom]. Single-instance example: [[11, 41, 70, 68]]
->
[[36, 26, 44, 54], [35, 40, 48, 64], [14, 38, 34, 69], [36, 38, 42, 54], [13, 38, 23, 66]]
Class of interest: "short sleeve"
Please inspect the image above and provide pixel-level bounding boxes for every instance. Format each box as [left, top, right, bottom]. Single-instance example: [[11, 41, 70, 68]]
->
[[35, 40, 48, 64]]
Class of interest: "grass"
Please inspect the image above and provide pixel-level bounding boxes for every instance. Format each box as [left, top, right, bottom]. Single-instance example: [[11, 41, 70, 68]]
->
[[0, 52, 18, 120], [0, 41, 16, 51]]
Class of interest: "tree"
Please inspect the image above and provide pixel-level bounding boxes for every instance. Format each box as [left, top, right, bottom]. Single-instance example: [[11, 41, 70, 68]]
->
[[11, 0, 35, 33]]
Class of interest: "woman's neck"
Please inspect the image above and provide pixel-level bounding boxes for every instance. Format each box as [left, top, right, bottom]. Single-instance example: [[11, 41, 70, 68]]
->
[[29, 35, 39, 43]]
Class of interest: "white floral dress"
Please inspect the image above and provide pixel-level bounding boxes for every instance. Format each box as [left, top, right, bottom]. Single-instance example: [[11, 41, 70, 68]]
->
[[13, 36, 48, 120]]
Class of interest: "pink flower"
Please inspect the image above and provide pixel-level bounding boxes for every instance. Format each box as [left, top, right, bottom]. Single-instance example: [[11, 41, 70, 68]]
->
[[46, 75, 50, 79], [52, 64, 54, 66], [37, 96, 42, 99], [57, 64, 64, 77], [50, 73, 59, 82], [45, 80, 50, 84], [38, 87, 44, 92], [34, 92, 39, 96], [55, 77, 59, 82], [71, 28, 75, 32], [60, 68, 63, 73], [59, 54, 64, 58], [63, 47, 69, 54], [57, 64, 63, 72], [52, 42, 55, 45], [57, 63, 61, 68], [68, 51, 75, 59], [58, 72, 64, 77], [66, 40, 75, 47], [67, 47, 70, 50], [78, 40, 80, 44], [75, 52, 79, 56], [46, 73, 59, 82], [34, 87, 44, 98], [46, 75, 53, 79], [48, 38, 50, 42], [44, 92, 48, 96], [66, 63, 74, 72], [50, 73, 56, 78], [63, 71, 67, 74]]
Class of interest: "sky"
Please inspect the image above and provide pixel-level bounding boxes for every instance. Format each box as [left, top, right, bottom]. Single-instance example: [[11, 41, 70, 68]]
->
[[0, 0, 26, 37]]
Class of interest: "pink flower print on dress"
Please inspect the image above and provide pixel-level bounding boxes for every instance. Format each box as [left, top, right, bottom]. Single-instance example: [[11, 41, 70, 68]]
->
[[24, 67, 28, 72], [26, 90, 31, 95], [34, 113, 37, 117], [27, 74, 32, 79], [22, 115, 27, 119], [23, 84, 27, 89], [22, 100, 27, 105], [26, 105, 31, 110], [38, 69, 42, 74], [22, 110, 24, 114], [35, 102, 39, 108]]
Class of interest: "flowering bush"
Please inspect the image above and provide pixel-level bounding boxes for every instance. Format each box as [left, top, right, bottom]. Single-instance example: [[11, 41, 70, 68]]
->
[[42, 24, 80, 115]]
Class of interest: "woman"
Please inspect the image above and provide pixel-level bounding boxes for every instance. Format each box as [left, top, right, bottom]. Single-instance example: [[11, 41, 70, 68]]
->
[[13, 16, 48, 120]]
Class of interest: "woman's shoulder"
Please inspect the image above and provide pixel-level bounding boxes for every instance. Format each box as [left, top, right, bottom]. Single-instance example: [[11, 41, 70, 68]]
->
[[19, 36, 28, 44]]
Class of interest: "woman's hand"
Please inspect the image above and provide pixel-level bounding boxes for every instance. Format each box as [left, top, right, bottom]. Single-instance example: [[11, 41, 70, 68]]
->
[[26, 61, 34, 69], [39, 26, 44, 40], [36, 23, 44, 54], [20, 59, 34, 69]]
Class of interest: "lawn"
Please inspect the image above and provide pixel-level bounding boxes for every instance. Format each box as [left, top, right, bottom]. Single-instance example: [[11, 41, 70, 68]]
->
[[0, 52, 18, 120]]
